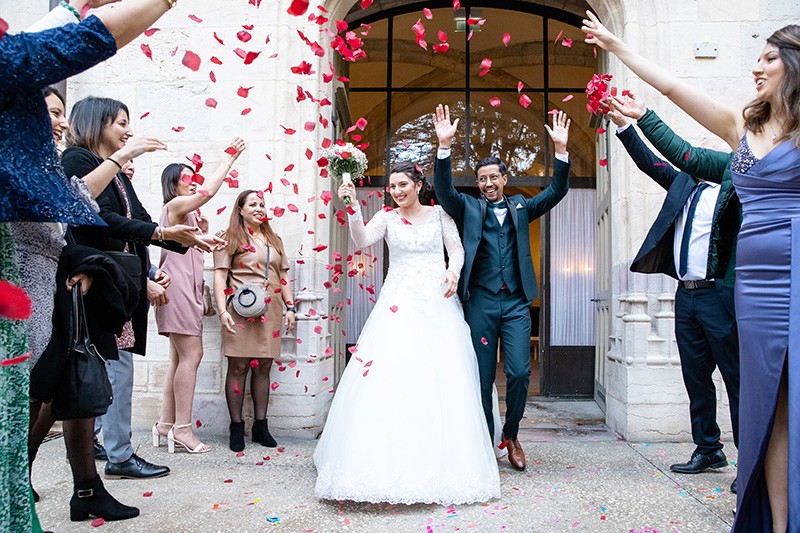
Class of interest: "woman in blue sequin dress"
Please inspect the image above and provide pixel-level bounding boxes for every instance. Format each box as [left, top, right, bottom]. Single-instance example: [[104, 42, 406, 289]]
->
[[582, 14, 800, 531]]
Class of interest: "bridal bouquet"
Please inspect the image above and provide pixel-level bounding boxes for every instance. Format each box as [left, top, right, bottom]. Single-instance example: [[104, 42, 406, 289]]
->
[[322, 142, 368, 205]]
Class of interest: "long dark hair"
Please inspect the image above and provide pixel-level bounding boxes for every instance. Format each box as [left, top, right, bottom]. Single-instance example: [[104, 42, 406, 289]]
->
[[66, 96, 129, 155], [224, 189, 286, 258], [161, 163, 194, 203], [43, 86, 65, 106], [743, 24, 800, 146], [389, 161, 435, 206]]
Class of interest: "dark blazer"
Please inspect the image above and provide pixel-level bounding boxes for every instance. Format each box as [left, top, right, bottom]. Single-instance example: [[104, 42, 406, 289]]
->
[[636, 110, 738, 286], [63, 147, 185, 355], [618, 126, 698, 279], [433, 155, 570, 302]]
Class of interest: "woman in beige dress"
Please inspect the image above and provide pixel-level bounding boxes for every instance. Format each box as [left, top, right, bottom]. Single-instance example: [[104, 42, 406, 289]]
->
[[213, 190, 295, 452]]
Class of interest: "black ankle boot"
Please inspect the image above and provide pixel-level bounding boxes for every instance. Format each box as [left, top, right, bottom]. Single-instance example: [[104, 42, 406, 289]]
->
[[69, 475, 139, 522], [229, 421, 245, 452], [252, 419, 278, 447]]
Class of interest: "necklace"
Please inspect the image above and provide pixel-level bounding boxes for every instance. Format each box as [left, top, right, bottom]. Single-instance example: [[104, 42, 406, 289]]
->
[[768, 119, 784, 142]]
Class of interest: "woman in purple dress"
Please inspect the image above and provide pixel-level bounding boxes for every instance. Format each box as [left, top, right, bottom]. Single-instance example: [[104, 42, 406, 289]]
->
[[581, 14, 799, 532], [153, 138, 245, 454]]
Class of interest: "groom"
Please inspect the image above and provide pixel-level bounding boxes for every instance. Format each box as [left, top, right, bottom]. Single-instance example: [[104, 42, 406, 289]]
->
[[432, 104, 571, 470]]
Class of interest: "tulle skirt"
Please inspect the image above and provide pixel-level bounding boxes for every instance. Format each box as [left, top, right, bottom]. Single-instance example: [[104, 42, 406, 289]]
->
[[313, 284, 501, 505]]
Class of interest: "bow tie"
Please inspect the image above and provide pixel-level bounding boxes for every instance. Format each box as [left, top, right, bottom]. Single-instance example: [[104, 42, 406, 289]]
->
[[489, 200, 507, 209]]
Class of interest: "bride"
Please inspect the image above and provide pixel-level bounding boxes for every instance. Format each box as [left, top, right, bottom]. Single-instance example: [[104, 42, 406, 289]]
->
[[313, 161, 501, 505]]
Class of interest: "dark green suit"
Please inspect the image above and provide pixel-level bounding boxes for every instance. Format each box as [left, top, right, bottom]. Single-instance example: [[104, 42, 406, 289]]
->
[[434, 155, 570, 440]]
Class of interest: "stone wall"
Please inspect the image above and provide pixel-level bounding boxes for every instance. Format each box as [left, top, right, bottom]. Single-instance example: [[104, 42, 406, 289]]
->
[[5, 0, 798, 443]]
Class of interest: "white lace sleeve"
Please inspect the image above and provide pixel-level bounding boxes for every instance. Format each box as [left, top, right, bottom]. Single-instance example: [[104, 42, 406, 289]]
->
[[348, 204, 388, 248], [440, 206, 464, 279]]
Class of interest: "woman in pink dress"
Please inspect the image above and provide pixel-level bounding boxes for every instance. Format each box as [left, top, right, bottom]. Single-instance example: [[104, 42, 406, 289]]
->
[[153, 138, 246, 454]]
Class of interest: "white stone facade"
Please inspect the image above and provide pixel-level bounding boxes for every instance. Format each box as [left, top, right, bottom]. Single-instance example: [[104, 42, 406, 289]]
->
[[4, 0, 797, 443]]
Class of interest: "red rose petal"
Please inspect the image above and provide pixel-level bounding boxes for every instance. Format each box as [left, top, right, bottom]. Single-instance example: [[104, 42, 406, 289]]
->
[[599, 158, 608, 167], [0, 352, 31, 367], [205, 98, 218, 108], [481, 337, 489, 345], [237, 86, 253, 98], [144, 28, 159, 37], [188, 14, 203, 23], [0, 281, 31, 320], [502, 33, 511, 46], [140, 43, 153, 60], [562, 94, 574, 102], [519, 94, 532, 108], [91, 518, 105, 527], [489, 97, 501, 107], [181, 50, 202, 71], [389, 305, 399, 313], [287, 0, 309, 16], [423, 8, 433, 19], [143, 491, 153, 497]]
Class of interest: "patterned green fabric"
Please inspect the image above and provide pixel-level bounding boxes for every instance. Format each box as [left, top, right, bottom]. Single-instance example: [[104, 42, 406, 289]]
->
[[0, 223, 37, 533]]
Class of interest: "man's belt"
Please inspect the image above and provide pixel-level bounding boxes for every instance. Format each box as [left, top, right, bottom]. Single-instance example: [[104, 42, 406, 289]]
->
[[678, 279, 715, 290]]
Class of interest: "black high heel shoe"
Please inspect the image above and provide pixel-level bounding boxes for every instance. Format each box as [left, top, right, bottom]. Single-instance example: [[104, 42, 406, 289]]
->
[[252, 419, 277, 448], [229, 421, 245, 452], [69, 475, 139, 522]]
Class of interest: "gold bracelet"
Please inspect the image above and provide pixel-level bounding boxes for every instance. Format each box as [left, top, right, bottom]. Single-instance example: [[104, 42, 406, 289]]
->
[[162, 0, 177, 9]]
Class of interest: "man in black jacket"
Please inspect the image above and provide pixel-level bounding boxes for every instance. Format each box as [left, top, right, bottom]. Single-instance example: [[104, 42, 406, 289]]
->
[[609, 97, 740, 493]]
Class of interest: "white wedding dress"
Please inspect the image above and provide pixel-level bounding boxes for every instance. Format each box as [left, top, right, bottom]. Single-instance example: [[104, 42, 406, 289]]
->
[[313, 204, 501, 505]]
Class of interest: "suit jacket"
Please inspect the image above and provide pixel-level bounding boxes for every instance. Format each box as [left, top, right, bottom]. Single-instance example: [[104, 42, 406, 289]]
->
[[63, 147, 185, 355], [636, 109, 739, 286], [618, 126, 697, 279], [433, 155, 570, 302]]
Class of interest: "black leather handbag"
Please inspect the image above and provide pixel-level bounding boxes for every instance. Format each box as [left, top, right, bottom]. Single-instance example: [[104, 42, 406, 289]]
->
[[51, 283, 114, 421]]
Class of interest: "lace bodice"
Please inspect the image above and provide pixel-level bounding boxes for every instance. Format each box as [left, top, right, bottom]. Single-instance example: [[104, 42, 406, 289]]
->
[[348, 204, 465, 297]]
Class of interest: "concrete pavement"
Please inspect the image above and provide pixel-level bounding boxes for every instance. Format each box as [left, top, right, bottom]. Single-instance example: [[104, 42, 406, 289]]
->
[[32, 401, 737, 532]]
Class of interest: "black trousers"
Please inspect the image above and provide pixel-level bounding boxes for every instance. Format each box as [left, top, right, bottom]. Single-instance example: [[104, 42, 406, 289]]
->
[[674, 283, 740, 453]]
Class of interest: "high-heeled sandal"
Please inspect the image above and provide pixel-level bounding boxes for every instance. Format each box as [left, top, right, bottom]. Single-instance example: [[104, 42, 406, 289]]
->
[[167, 424, 211, 454], [151, 422, 173, 448]]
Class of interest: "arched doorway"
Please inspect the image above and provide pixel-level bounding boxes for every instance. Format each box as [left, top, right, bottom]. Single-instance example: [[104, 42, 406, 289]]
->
[[340, 1, 598, 398]]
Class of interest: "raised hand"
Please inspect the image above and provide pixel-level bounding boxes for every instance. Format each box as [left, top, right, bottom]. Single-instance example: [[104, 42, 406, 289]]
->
[[608, 91, 647, 120], [117, 136, 167, 161], [338, 181, 356, 205], [226, 137, 247, 160], [606, 103, 629, 128], [544, 110, 571, 155], [433, 104, 460, 149], [581, 11, 620, 51]]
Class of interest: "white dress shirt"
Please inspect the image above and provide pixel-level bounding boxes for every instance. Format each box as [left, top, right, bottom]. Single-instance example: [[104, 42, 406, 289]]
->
[[674, 182, 721, 281]]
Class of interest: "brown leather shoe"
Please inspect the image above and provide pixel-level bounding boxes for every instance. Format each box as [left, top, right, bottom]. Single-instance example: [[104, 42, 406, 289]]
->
[[504, 436, 526, 471]]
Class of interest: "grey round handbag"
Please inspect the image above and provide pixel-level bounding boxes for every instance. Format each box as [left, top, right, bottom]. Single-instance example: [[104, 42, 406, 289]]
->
[[230, 242, 270, 318]]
